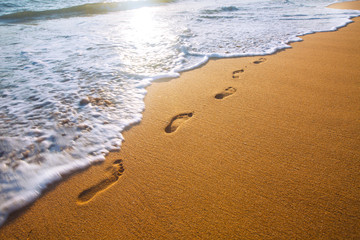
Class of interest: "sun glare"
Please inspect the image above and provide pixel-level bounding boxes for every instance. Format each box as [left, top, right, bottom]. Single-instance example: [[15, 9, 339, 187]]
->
[[128, 7, 160, 44]]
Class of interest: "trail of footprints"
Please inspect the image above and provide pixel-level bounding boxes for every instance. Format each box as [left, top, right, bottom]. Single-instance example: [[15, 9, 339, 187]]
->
[[77, 58, 266, 203], [232, 57, 266, 78], [218, 58, 266, 100], [163, 57, 266, 133]]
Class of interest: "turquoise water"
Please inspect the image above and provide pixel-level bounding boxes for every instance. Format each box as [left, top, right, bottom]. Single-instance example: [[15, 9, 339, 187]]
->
[[0, 0, 359, 226]]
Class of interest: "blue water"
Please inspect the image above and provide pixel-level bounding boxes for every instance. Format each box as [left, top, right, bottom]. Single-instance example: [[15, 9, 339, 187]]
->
[[0, 0, 359, 226]]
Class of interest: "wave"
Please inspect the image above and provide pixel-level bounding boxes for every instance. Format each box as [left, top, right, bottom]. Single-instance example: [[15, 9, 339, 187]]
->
[[200, 6, 241, 15], [0, 0, 174, 23]]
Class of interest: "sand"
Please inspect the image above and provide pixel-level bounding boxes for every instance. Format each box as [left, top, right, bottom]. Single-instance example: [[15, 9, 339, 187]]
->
[[1, 1, 360, 239]]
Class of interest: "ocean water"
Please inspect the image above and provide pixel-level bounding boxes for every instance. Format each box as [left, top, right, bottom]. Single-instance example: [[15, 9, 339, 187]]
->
[[0, 0, 359, 226]]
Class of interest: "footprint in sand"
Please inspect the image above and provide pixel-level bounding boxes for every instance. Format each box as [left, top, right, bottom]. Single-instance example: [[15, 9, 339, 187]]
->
[[215, 87, 236, 100], [232, 69, 245, 79], [253, 57, 266, 64], [77, 159, 125, 204], [165, 112, 193, 133]]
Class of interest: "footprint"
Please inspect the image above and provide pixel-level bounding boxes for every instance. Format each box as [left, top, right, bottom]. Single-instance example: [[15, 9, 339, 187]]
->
[[232, 69, 244, 79], [77, 159, 125, 204], [215, 87, 236, 100], [253, 58, 266, 64], [165, 112, 193, 133]]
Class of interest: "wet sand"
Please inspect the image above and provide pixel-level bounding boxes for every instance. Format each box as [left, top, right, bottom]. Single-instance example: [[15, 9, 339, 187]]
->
[[1, 1, 360, 239]]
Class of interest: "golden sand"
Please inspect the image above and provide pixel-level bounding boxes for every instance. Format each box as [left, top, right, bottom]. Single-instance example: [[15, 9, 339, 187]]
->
[[1, 1, 360, 239]]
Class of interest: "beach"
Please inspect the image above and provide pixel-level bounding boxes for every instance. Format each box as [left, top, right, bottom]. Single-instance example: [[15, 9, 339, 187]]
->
[[1, 1, 360, 239]]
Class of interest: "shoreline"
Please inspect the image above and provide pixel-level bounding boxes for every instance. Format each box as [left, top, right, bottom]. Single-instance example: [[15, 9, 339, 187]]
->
[[1, 1, 360, 239]]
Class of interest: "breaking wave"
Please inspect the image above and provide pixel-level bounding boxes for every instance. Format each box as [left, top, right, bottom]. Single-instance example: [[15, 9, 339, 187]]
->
[[0, 0, 175, 23]]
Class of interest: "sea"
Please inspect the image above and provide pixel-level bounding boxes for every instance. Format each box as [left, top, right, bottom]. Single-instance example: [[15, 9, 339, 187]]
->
[[0, 0, 359, 226]]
